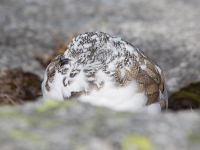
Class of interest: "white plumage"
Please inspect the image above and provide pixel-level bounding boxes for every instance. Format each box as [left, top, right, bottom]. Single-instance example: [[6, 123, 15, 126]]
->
[[42, 31, 168, 114]]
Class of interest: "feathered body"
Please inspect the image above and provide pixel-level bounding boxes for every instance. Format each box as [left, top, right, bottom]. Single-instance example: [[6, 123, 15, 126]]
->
[[42, 31, 168, 113]]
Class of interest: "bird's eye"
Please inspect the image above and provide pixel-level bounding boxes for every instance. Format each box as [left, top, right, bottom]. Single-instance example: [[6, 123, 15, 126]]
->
[[59, 55, 70, 66]]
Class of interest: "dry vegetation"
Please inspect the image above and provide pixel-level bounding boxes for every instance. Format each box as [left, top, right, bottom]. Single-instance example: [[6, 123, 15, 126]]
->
[[0, 68, 42, 105]]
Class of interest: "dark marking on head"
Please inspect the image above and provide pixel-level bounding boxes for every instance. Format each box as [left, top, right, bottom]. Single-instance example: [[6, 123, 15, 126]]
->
[[59, 55, 70, 67]]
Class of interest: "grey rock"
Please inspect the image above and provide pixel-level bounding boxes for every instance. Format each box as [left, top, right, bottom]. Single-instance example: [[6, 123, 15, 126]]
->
[[0, 99, 200, 150]]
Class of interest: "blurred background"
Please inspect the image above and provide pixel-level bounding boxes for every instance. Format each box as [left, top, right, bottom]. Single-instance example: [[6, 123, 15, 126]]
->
[[0, 0, 200, 149]]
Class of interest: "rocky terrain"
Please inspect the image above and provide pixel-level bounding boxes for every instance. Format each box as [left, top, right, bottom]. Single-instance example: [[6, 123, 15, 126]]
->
[[0, 100, 200, 150], [0, 0, 200, 149]]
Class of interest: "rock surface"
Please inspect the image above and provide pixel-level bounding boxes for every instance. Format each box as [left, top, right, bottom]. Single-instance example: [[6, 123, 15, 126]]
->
[[0, 99, 200, 150]]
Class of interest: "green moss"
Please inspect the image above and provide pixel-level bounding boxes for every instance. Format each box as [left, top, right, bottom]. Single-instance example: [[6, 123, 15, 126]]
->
[[0, 109, 27, 119], [36, 99, 75, 113], [99, 18, 107, 24], [94, 107, 103, 115], [169, 82, 200, 107], [180, 82, 200, 93], [188, 132, 200, 143], [170, 91, 200, 106], [36, 100, 62, 112], [7, 130, 42, 142], [74, 143, 89, 150], [121, 134, 153, 150], [0, 110, 40, 127]]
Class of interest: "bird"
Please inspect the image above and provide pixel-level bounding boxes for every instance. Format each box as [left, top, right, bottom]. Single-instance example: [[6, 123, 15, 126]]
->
[[41, 31, 168, 114]]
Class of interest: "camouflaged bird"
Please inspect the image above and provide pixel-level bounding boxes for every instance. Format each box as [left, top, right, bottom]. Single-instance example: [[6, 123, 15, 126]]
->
[[42, 31, 168, 113]]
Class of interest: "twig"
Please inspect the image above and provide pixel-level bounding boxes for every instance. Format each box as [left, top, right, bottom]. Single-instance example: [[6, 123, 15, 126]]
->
[[0, 94, 16, 105], [190, 105, 193, 113]]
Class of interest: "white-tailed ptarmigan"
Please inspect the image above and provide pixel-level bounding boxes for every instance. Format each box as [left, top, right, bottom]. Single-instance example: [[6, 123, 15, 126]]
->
[[42, 31, 168, 114]]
